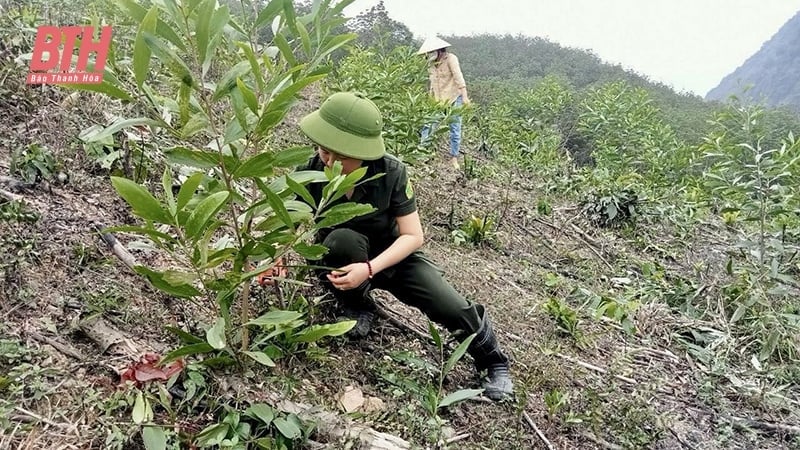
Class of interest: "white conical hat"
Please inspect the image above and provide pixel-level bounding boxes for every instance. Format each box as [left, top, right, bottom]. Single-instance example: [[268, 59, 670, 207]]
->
[[416, 36, 451, 55]]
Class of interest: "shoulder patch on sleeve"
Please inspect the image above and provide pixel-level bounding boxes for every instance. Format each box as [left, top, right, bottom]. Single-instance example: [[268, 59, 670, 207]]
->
[[405, 181, 414, 199]]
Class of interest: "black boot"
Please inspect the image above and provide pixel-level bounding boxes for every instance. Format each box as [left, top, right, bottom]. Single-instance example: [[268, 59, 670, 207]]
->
[[468, 306, 514, 401], [337, 282, 376, 339]]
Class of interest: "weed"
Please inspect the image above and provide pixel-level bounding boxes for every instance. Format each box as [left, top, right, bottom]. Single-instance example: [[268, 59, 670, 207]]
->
[[10, 142, 57, 184], [544, 388, 568, 418], [544, 297, 581, 340], [452, 215, 496, 246]]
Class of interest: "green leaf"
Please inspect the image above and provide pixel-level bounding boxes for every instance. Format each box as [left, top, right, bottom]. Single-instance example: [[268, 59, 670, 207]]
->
[[236, 41, 264, 91], [161, 342, 215, 364], [273, 146, 314, 168], [444, 333, 475, 376], [273, 417, 301, 439], [730, 303, 747, 324], [254, 0, 284, 29], [195, 0, 214, 73], [133, 6, 158, 88], [164, 147, 217, 169], [195, 423, 229, 447], [265, 188, 295, 231], [254, 110, 286, 135], [185, 191, 229, 240], [246, 404, 275, 426], [111, 177, 173, 224], [206, 317, 227, 349], [438, 389, 484, 409], [135, 266, 201, 298], [314, 33, 357, 63], [247, 310, 304, 327], [759, 329, 780, 361], [165, 326, 204, 344], [132, 391, 152, 424], [268, 170, 327, 193], [162, 168, 176, 215], [177, 172, 205, 211], [236, 78, 258, 114], [428, 321, 442, 349], [86, 118, 158, 143], [293, 321, 355, 343], [282, 0, 298, 36], [103, 225, 175, 244], [293, 242, 327, 260], [162, 270, 198, 286], [180, 113, 211, 139], [272, 32, 296, 67], [243, 351, 276, 367], [234, 152, 275, 178], [118, 0, 186, 51], [213, 61, 252, 100], [142, 31, 192, 84], [317, 203, 375, 229], [142, 426, 167, 450], [296, 19, 311, 56], [266, 75, 326, 115], [285, 174, 315, 207]]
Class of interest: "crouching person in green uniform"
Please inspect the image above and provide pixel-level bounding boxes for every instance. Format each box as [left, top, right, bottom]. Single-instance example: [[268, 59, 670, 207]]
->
[[296, 92, 513, 401]]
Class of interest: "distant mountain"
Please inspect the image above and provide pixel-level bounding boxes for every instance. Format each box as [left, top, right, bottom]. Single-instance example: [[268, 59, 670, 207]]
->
[[706, 11, 800, 110]]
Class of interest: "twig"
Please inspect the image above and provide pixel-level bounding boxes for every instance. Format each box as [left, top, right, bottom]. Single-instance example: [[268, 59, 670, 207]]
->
[[0, 175, 33, 191], [666, 424, 697, 450], [13, 407, 72, 430], [0, 188, 23, 202], [374, 299, 431, 344], [522, 411, 555, 450], [532, 218, 613, 269], [727, 415, 800, 435], [556, 353, 638, 385], [27, 331, 84, 360], [444, 433, 471, 444], [94, 224, 137, 270]]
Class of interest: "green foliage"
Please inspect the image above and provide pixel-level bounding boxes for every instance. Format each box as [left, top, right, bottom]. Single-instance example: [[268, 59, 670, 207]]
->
[[10, 143, 57, 184], [0, 199, 38, 223], [578, 81, 683, 184], [81, 0, 371, 377], [347, 0, 414, 50], [701, 101, 800, 363], [480, 76, 575, 174], [452, 215, 495, 246], [328, 45, 447, 164], [420, 323, 483, 441], [544, 388, 569, 418], [544, 297, 580, 340], [572, 169, 643, 228]]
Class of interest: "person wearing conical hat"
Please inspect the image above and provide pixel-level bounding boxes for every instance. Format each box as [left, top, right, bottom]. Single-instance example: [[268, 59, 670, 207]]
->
[[296, 92, 514, 401], [417, 36, 470, 169]]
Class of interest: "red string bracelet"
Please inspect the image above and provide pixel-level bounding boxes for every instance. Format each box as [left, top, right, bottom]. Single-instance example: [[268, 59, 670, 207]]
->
[[365, 260, 373, 279]]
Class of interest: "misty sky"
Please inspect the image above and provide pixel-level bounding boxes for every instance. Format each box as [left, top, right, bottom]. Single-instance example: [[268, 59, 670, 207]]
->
[[343, 0, 800, 96]]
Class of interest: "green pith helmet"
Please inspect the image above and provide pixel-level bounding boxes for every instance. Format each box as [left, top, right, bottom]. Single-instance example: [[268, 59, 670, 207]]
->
[[299, 92, 385, 161]]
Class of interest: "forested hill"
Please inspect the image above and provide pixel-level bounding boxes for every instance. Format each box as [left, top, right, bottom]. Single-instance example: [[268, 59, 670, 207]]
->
[[706, 10, 800, 110], [439, 34, 714, 142]]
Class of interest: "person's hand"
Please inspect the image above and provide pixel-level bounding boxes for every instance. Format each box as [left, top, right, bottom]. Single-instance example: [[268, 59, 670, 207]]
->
[[327, 262, 370, 290]]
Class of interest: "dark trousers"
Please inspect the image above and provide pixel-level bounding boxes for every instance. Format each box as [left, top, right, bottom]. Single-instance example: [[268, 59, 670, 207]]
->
[[320, 228, 483, 335]]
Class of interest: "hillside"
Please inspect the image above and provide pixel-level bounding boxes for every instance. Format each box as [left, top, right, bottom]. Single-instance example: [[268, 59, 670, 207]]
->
[[2, 1, 800, 449], [706, 10, 800, 110]]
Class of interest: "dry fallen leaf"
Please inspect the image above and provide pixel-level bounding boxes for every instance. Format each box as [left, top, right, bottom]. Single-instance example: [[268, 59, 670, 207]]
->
[[338, 385, 364, 413]]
